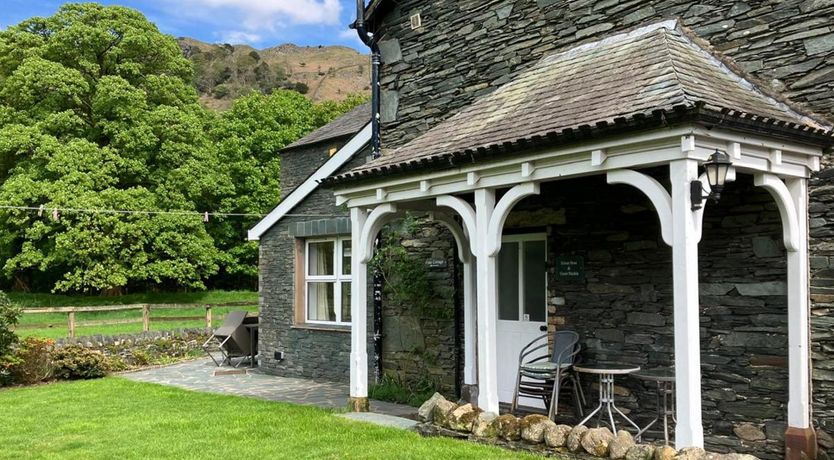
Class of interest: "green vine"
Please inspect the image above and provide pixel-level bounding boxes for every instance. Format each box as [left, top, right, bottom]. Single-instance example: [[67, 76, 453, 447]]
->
[[369, 216, 452, 320]]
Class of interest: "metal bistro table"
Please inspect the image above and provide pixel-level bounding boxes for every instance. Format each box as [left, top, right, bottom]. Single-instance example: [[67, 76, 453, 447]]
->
[[632, 367, 675, 445], [575, 364, 641, 436]]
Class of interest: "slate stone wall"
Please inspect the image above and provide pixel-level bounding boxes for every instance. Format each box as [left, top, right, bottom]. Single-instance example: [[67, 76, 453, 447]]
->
[[371, 0, 834, 150], [379, 220, 461, 396], [258, 142, 372, 382], [503, 174, 790, 458]]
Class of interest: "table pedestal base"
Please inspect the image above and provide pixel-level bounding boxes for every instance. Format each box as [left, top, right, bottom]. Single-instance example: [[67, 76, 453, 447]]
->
[[578, 372, 641, 437]]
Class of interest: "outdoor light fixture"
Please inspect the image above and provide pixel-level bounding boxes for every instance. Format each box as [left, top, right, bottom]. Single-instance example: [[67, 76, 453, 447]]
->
[[691, 149, 732, 211]]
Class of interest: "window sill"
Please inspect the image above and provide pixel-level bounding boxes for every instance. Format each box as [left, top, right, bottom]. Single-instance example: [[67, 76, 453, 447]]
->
[[291, 323, 351, 333]]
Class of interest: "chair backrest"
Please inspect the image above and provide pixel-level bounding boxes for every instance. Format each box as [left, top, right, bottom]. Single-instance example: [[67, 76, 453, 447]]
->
[[213, 310, 248, 337], [550, 330, 580, 366]]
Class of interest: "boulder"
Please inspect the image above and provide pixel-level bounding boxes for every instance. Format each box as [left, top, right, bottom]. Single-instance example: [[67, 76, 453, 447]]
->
[[544, 424, 573, 448], [581, 427, 615, 457], [418, 392, 446, 422], [625, 445, 656, 460], [675, 447, 706, 460], [471, 412, 498, 438], [495, 414, 521, 441], [732, 423, 766, 442], [610, 430, 636, 459], [430, 399, 457, 428], [654, 445, 676, 460], [567, 425, 589, 452], [447, 403, 481, 431], [520, 414, 556, 444]]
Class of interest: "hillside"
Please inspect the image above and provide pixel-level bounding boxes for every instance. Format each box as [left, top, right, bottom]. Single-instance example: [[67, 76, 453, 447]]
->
[[177, 38, 370, 110]]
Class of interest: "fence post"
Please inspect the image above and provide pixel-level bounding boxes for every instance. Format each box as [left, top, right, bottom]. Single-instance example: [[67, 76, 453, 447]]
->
[[205, 306, 212, 329], [67, 311, 76, 338], [142, 304, 150, 332]]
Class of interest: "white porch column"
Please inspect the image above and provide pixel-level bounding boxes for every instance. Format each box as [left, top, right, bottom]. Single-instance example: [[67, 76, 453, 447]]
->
[[787, 177, 812, 429], [670, 159, 705, 448], [348, 206, 369, 411], [463, 259, 477, 387], [474, 187, 500, 414]]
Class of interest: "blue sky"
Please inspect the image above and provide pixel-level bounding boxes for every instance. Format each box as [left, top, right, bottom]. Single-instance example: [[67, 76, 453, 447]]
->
[[0, 0, 367, 50]]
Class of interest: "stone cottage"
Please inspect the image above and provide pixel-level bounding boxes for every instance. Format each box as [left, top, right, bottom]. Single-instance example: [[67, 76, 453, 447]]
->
[[251, 2, 834, 459]]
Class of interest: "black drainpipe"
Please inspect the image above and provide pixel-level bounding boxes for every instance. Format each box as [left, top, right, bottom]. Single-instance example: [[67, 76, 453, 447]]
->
[[352, 0, 384, 383]]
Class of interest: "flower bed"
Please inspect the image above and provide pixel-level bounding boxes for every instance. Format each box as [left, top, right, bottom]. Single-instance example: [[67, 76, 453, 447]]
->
[[416, 393, 759, 460]]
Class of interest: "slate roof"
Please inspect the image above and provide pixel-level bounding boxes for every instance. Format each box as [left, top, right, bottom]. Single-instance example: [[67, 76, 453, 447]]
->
[[283, 102, 370, 151], [331, 21, 833, 184]]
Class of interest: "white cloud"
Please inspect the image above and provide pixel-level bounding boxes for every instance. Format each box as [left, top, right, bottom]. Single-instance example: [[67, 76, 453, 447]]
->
[[219, 30, 263, 44], [186, 0, 343, 30]]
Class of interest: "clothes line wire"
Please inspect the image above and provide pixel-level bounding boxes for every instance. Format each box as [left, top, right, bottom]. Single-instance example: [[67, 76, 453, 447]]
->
[[0, 205, 347, 220]]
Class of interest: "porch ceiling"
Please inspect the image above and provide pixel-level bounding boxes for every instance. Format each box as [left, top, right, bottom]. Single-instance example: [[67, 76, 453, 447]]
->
[[328, 20, 833, 188]]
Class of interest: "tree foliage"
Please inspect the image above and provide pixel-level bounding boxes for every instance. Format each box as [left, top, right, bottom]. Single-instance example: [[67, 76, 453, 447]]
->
[[0, 4, 366, 293]]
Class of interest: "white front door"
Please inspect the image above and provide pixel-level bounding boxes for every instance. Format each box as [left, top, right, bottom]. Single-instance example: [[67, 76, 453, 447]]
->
[[496, 234, 548, 407]]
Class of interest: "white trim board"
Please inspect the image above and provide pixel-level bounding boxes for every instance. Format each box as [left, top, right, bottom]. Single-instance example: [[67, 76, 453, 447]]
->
[[248, 123, 372, 241]]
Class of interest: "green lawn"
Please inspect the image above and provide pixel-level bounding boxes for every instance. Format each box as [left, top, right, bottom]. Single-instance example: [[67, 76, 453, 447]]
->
[[0, 378, 536, 459], [12, 291, 258, 339]]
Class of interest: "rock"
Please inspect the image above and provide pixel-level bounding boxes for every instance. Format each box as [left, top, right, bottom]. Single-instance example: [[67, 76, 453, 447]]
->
[[675, 447, 706, 460], [430, 399, 457, 428], [732, 423, 766, 441], [471, 412, 498, 438], [567, 425, 589, 452], [447, 403, 481, 431], [581, 427, 615, 457], [495, 414, 521, 441], [818, 429, 834, 449], [654, 445, 676, 460], [610, 430, 636, 459], [708, 454, 759, 460], [520, 414, 555, 443], [418, 393, 446, 422], [626, 444, 656, 460], [545, 424, 573, 448]]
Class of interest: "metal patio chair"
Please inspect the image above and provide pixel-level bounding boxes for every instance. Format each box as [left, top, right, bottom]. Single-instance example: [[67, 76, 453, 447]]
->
[[511, 329, 585, 420], [201, 310, 253, 368]]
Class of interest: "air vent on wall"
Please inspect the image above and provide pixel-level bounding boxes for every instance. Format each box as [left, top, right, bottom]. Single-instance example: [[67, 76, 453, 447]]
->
[[410, 12, 422, 30]]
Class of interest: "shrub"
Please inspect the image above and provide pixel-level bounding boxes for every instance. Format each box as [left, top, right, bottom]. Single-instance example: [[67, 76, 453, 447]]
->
[[10, 337, 53, 385], [369, 372, 440, 407], [52, 346, 110, 380], [0, 291, 21, 356]]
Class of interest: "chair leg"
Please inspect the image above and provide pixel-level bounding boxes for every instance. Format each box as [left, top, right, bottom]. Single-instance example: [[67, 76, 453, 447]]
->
[[572, 382, 584, 418], [512, 372, 523, 413], [548, 376, 562, 420], [574, 373, 587, 406]]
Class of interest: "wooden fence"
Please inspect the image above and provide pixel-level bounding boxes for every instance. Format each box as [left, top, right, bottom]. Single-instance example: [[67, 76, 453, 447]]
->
[[17, 302, 256, 338]]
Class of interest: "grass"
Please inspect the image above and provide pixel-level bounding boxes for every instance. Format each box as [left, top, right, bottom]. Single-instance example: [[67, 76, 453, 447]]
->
[[0, 378, 538, 460], [11, 291, 258, 339]]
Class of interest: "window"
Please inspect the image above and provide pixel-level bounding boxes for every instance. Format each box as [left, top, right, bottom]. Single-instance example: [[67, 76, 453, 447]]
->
[[498, 234, 547, 322], [303, 238, 352, 325]]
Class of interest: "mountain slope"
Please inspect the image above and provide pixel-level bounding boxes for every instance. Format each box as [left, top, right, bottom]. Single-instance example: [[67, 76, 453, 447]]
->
[[178, 38, 370, 110]]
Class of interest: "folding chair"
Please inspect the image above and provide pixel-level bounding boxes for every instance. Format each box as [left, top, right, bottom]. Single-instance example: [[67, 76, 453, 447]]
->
[[202, 311, 252, 368], [511, 330, 585, 420]]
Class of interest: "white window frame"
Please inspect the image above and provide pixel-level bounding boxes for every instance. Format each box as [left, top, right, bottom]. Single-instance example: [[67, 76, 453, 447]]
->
[[500, 233, 548, 322], [304, 237, 352, 325]]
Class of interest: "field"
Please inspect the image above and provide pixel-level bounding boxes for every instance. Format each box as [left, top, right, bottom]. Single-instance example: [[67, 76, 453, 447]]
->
[[0, 378, 536, 460], [11, 291, 258, 339]]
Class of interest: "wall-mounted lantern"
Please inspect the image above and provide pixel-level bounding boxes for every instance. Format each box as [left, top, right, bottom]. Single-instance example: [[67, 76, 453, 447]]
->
[[691, 149, 733, 211]]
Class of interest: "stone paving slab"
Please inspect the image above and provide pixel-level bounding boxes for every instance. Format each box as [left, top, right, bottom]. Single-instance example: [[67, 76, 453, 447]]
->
[[121, 359, 417, 419], [338, 412, 419, 430]]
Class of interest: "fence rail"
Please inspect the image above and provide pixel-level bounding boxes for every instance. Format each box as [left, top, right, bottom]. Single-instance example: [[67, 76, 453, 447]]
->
[[18, 301, 256, 338]]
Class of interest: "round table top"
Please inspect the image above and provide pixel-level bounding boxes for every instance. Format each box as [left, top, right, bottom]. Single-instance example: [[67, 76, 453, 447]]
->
[[573, 364, 641, 375], [632, 367, 675, 382]]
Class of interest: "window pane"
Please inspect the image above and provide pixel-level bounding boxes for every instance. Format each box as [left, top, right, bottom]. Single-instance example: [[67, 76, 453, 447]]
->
[[342, 240, 352, 276], [308, 241, 334, 276], [307, 282, 335, 322], [523, 240, 547, 322], [498, 242, 520, 320], [341, 282, 351, 323]]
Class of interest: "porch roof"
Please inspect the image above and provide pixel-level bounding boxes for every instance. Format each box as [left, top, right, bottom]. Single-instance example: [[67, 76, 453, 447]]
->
[[329, 20, 833, 186]]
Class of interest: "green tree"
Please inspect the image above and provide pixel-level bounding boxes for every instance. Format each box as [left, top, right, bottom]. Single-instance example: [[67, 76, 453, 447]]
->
[[0, 3, 225, 293], [208, 91, 367, 286]]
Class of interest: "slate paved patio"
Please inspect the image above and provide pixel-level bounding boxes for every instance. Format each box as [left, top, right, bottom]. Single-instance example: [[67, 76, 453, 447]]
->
[[121, 359, 418, 420]]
